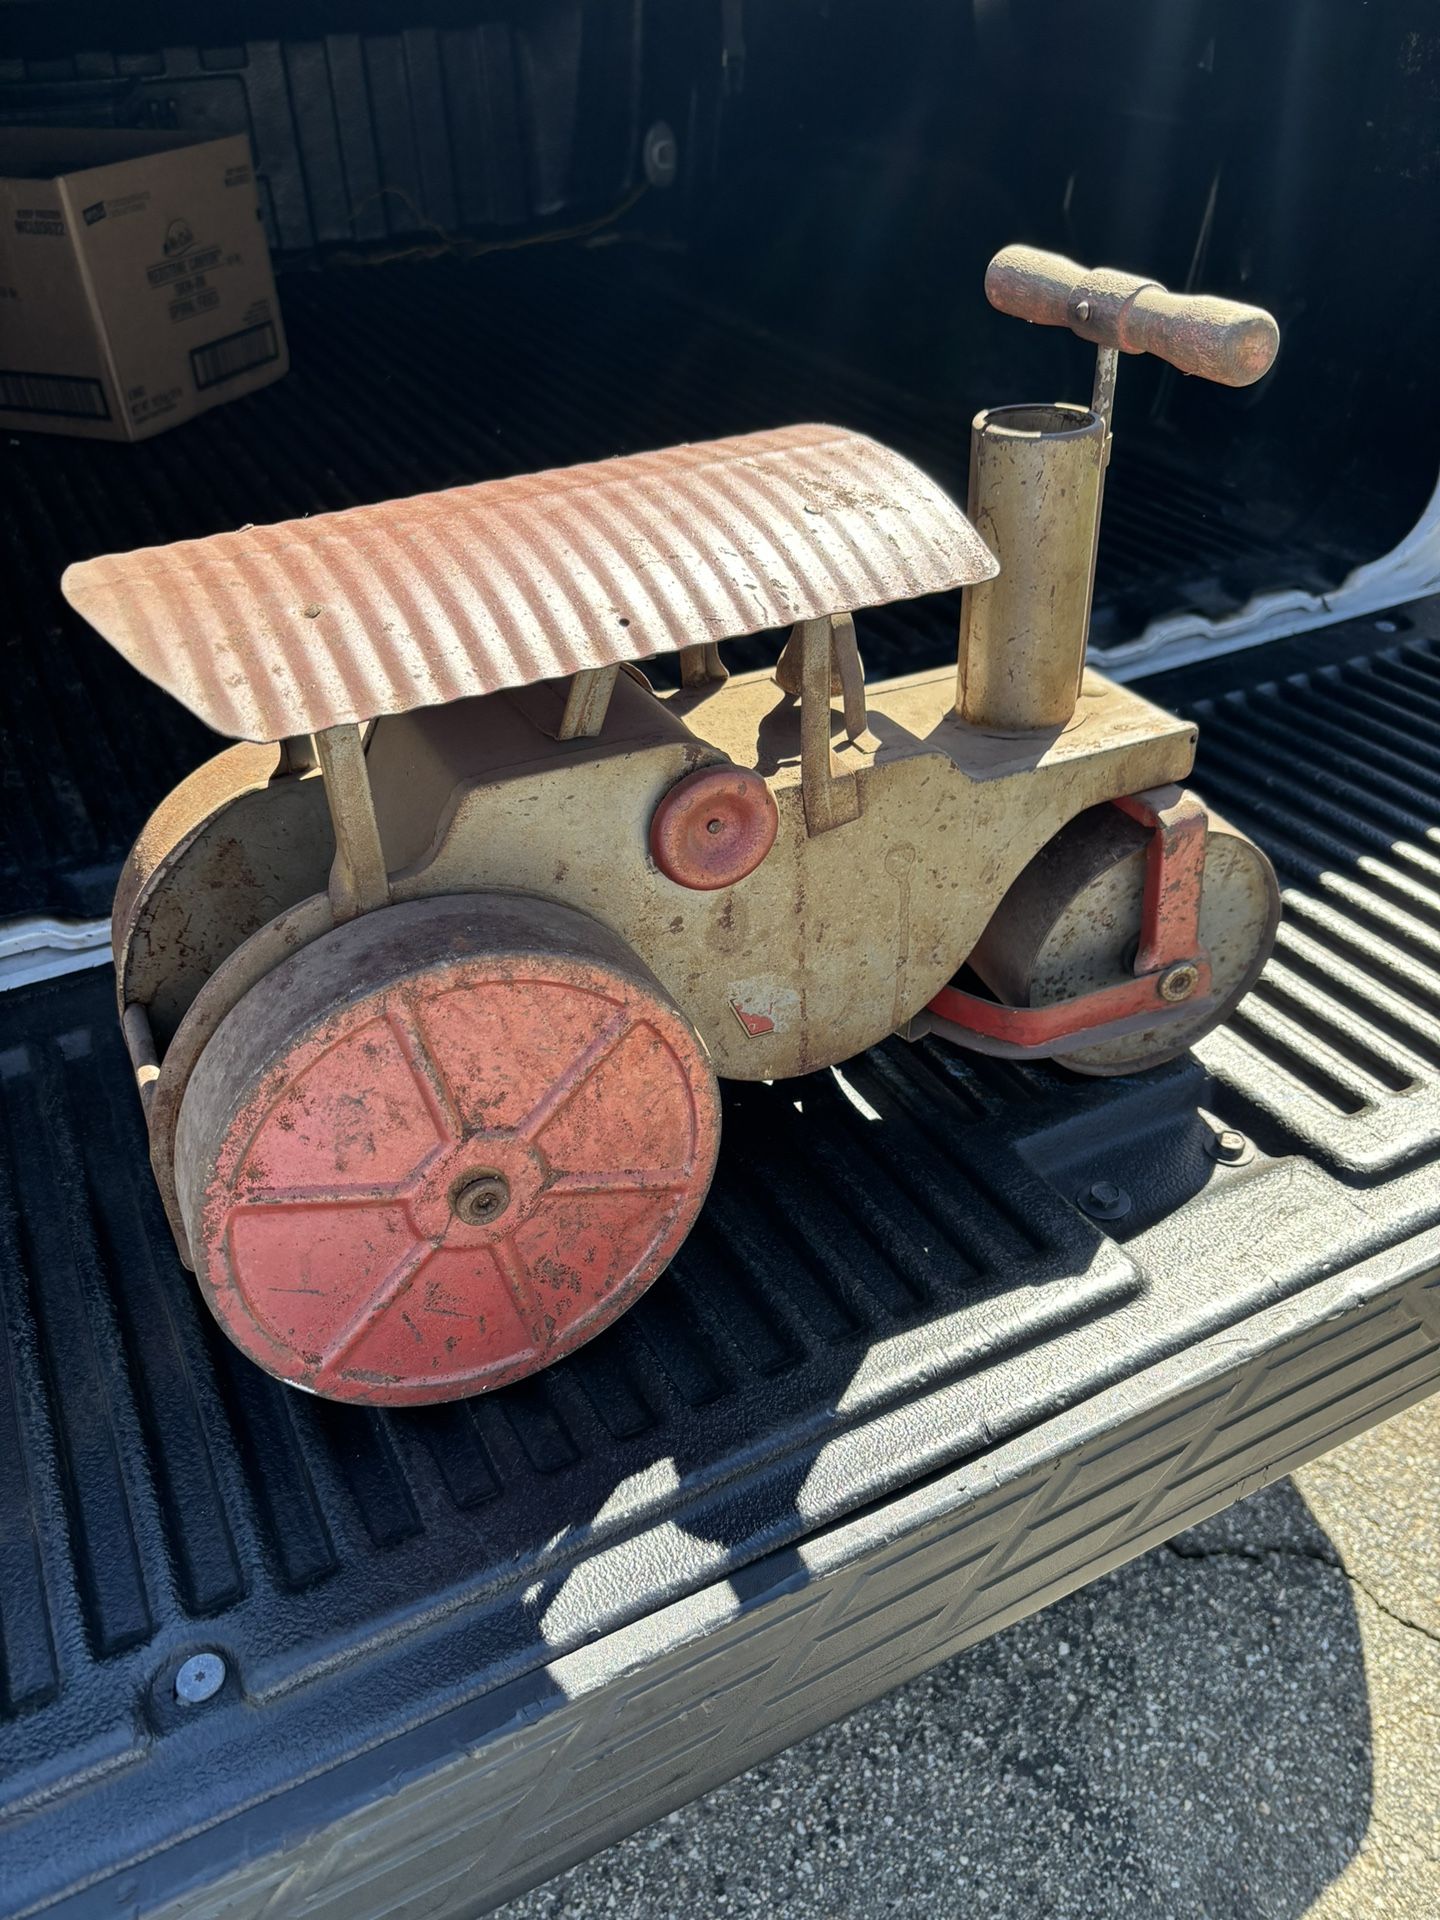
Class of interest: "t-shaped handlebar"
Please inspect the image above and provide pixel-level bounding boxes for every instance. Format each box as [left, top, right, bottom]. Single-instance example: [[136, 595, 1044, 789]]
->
[[984, 245, 1280, 388]]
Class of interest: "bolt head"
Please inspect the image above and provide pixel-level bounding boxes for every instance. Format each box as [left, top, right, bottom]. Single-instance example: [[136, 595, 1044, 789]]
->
[[175, 1652, 227, 1705], [1209, 1127, 1253, 1166], [452, 1171, 511, 1228], [643, 121, 679, 189], [1073, 296, 1092, 323], [1158, 962, 1200, 1004], [1079, 1179, 1132, 1222]]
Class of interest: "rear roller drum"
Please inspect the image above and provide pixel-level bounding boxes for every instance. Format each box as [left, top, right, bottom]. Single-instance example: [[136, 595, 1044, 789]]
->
[[175, 893, 721, 1404], [969, 803, 1280, 1075]]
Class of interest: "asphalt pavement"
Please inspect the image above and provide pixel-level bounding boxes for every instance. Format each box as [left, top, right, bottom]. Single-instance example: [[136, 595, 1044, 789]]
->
[[498, 1396, 1440, 1919]]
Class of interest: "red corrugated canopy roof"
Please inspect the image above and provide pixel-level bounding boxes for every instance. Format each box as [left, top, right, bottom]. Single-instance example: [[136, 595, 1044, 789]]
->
[[63, 424, 996, 742]]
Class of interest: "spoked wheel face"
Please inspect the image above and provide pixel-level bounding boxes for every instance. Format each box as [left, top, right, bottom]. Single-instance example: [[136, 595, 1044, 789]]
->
[[175, 894, 721, 1404], [970, 803, 1281, 1076]]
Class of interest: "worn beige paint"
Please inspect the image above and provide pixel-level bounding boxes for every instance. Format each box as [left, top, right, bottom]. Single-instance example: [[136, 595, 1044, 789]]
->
[[371, 661, 1197, 1080], [958, 404, 1108, 733]]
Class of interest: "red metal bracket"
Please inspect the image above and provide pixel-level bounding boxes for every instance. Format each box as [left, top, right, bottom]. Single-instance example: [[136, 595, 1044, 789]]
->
[[925, 785, 1212, 1060]]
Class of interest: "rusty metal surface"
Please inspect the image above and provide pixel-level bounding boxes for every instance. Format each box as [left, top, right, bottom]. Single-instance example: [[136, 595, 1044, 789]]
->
[[927, 786, 1217, 1059], [649, 766, 779, 890], [984, 246, 1280, 389], [958, 403, 1107, 732], [366, 660, 1198, 1082], [313, 722, 390, 921], [795, 614, 864, 835], [112, 745, 333, 1047], [174, 892, 721, 1404], [148, 890, 337, 1266], [112, 741, 281, 979], [557, 664, 621, 740], [133, 659, 1198, 1265], [61, 425, 999, 744], [964, 799, 1280, 1075], [1113, 785, 1209, 978], [922, 973, 1216, 1059]]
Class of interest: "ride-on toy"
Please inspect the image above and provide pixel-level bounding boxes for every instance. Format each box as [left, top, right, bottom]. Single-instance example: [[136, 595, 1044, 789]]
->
[[64, 246, 1282, 1405]]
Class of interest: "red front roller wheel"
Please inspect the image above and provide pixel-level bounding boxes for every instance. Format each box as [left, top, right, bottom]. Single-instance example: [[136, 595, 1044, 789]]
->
[[174, 894, 721, 1405]]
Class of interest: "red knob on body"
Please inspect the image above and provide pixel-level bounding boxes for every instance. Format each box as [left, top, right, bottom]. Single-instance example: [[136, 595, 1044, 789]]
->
[[650, 766, 779, 890]]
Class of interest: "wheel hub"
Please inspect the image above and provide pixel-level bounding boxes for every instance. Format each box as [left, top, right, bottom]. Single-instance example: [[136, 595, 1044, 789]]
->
[[405, 1133, 549, 1245], [450, 1170, 511, 1228]]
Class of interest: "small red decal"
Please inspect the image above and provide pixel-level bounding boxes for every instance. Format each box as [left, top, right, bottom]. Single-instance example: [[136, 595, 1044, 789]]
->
[[729, 1002, 775, 1037]]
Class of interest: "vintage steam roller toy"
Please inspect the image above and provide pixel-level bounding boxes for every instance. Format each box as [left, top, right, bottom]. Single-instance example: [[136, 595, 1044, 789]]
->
[[64, 247, 1283, 1406]]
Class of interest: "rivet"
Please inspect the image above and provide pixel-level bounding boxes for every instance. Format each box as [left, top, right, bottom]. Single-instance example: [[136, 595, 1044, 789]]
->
[[175, 1652, 227, 1705], [452, 1171, 511, 1227], [643, 121, 679, 189], [1159, 962, 1200, 1003], [1079, 1179, 1132, 1222]]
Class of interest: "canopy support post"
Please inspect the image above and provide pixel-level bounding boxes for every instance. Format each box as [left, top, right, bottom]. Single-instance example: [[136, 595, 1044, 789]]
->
[[557, 665, 620, 740], [794, 616, 863, 836], [679, 643, 728, 689], [315, 723, 391, 922]]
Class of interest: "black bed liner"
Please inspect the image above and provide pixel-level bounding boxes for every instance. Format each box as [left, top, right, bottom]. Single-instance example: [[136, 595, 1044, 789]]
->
[[5, 588, 1440, 1913]]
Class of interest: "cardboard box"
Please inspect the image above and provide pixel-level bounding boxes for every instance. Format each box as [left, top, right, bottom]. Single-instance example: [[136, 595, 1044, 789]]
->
[[0, 127, 288, 441]]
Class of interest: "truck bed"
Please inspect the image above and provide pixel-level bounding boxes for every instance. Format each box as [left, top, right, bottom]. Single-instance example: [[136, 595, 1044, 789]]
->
[[3, 246, 1440, 1919]]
